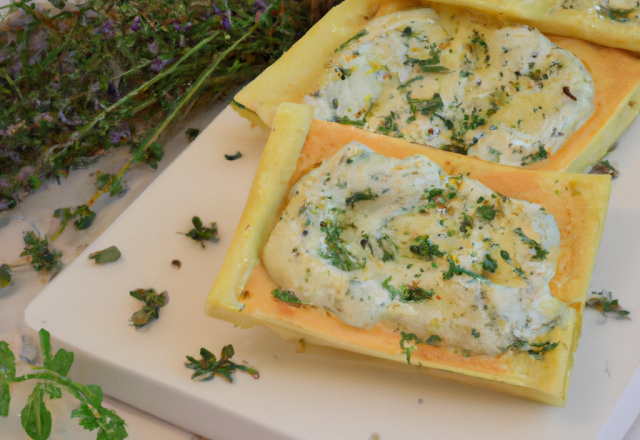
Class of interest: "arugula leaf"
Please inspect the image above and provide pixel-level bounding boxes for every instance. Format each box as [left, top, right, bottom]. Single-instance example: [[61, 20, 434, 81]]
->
[[183, 216, 220, 248], [185, 345, 259, 382], [0, 330, 127, 440], [88, 246, 122, 265], [21, 384, 52, 440]]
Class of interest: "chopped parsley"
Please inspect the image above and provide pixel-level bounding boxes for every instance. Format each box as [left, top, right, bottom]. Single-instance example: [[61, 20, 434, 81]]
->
[[521, 143, 548, 166], [513, 228, 548, 260], [346, 188, 378, 206], [482, 254, 498, 273], [271, 289, 303, 305], [476, 204, 498, 221], [409, 235, 445, 259], [382, 277, 435, 302], [404, 43, 449, 73], [399, 331, 423, 364]]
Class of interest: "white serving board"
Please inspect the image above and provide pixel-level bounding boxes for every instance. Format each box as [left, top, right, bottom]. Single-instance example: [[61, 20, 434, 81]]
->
[[25, 107, 640, 440]]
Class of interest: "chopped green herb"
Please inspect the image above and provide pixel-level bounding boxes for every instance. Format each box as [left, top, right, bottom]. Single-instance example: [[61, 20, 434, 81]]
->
[[21, 231, 62, 273], [513, 228, 548, 260], [409, 235, 445, 259], [129, 288, 168, 328], [398, 76, 424, 90], [500, 250, 511, 263], [476, 205, 497, 221], [471, 328, 481, 338], [0, 329, 127, 439], [224, 151, 243, 161], [399, 331, 423, 364], [334, 115, 366, 127], [442, 260, 488, 282], [482, 254, 498, 273], [335, 30, 368, 53], [0, 264, 12, 289], [382, 277, 435, 302], [183, 216, 220, 248], [186, 345, 259, 382], [346, 188, 378, 206], [51, 205, 97, 240], [585, 290, 630, 319], [521, 143, 548, 166], [318, 219, 364, 272], [425, 334, 442, 346], [271, 289, 303, 305], [405, 43, 448, 73], [527, 341, 559, 360], [88, 246, 122, 265], [185, 128, 200, 142]]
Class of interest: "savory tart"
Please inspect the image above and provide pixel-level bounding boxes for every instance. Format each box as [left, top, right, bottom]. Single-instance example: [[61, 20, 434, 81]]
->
[[425, 0, 640, 53], [232, 0, 640, 172], [205, 103, 611, 406]]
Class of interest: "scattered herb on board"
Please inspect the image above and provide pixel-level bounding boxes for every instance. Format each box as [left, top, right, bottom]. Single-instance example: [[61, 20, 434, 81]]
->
[[129, 288, 169, 328], [185, 345, 259, 382], [0, 0, 321, 214], [88, 246, 121, 265], [224, 151, 243, 161], [171, 259, 182, 269], [20, 231, 62, 273], [51, 205, 97, 240], [585, 290, 630, 319], [182, 216, 219, 248], [185, 128, 200, 142], [0, 329, 128, 440], [589, 159, 620, 179], [0, 263, 12, 288]]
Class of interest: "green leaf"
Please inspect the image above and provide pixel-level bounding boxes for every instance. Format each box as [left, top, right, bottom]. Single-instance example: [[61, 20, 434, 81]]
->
[[43, 384, 62, 400], [271, 289, 302, 305], [185, 344, 258, 382], [0, 381, 10, 417], [183, 216, 220, 248], [0, 264, 12, 289], [88, 246, 122, 265], [49, 349, 74, 376], [21, 385, 52, 440], [39, 329, 52, 366], [185, 128, 200, 142], [73, 206, 96, 230]]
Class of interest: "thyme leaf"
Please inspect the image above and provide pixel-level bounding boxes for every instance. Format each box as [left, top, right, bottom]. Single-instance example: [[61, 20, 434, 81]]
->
[[585, 290, 630, 319], [129, 288, 168, 328], [182, 216, 219, 248]]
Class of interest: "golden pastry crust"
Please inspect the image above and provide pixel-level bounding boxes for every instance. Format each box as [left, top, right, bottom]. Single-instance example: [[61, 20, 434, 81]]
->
[[232, 0, 640, 172], [206, 103, 611, 406]]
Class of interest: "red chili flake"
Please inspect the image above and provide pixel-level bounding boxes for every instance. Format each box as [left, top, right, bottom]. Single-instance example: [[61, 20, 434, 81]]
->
[[436, 295, 441, 300]]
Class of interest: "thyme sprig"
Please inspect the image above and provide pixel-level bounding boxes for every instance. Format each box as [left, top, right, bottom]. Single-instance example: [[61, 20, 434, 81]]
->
[[0, 0, 316, 213], [185, 345, 259, 382]]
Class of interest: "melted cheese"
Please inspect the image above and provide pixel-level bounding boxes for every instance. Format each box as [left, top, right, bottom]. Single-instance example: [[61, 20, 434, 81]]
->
[[303, 8, 595, 167], [263, 142, 568, 356], [557, 0, 640, 23]]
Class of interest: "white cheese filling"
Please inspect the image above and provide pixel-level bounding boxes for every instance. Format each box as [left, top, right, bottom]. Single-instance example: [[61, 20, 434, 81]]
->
[[263, 143, 567, 357], [303, 8, 596, 167]]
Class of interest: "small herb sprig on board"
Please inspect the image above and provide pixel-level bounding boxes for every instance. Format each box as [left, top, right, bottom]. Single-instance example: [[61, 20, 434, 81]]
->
[[183, 216, 219, 248], [0, 329, 128, 440], [129, 288, 168, 328], [186, 344, 259, 382], [585, 290, 630, 319]]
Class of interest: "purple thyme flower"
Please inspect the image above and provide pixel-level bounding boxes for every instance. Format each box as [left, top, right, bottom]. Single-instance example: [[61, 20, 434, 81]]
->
[[132, 16, 140, 32]]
